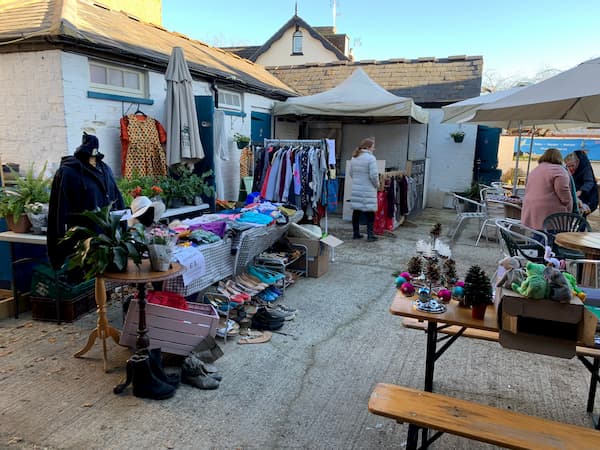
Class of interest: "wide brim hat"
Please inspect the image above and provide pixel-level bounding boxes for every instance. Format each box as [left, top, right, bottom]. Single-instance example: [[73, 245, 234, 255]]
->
[[127, 196, 166, 226]]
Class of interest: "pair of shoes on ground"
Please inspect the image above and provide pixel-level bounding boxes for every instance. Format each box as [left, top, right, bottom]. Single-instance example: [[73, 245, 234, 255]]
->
[[216, 318, 240, 338], [181, 352, 222, 390], [353, 233, 378, 241], [248, 265, 285, 284]]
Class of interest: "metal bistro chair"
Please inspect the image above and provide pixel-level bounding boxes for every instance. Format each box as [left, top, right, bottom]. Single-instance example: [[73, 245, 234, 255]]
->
[[448, 193, 487, 242], [495, 218, 548, 264], [542, 212, 592, 260]]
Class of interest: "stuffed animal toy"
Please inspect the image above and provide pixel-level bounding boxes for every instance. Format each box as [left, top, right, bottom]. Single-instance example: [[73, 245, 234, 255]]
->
[[542, 266, 572, 303], [496, 256, 526, 289], [511, 262, 550, 299], [562, 272, 587, 301]]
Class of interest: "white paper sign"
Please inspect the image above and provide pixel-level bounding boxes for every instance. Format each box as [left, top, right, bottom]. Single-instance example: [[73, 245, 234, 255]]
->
[[174, 247, 206, 286]]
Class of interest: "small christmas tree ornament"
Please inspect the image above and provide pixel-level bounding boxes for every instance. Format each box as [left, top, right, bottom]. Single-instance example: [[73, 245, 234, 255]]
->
[[455, 280, 465, 288], [464, 265, 493, 319], [400, 271, 412, 282]]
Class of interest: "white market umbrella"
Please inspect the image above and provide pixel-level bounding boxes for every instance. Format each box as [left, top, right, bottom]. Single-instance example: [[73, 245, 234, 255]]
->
[[441, 86, 526, 124], [165, 47, 204, 166], [470, 57, 600, 127]]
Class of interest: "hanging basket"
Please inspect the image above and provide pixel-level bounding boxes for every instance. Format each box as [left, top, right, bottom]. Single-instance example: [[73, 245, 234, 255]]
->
[[452, 133, 465, 143], [236, 140, 250, 149]]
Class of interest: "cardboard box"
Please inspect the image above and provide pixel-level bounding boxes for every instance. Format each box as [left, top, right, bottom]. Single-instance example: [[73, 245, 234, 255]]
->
[[497, 288, 584, 358], [287, 236, 330, 278], [581, 289, 600, 346]]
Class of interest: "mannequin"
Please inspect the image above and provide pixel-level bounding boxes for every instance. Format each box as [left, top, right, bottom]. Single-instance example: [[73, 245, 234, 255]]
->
[[47, 132, 125, 271]]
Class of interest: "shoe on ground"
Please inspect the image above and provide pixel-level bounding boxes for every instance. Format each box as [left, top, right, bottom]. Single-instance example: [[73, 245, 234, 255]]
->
[[266, 305, 295, 321], [367, 235, 378, 242], [272, 303, 298, 314], [353, 234, 363, 239]]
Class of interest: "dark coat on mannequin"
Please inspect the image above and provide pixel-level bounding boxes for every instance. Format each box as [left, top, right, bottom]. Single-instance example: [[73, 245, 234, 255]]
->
[[47, 134, 124, 270]]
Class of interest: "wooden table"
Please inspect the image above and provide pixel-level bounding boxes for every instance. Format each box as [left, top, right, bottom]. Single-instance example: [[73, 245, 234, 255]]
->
[[390, 292, 600, 428], [74, 260, 183, 372], [555, 232, 600, 286]]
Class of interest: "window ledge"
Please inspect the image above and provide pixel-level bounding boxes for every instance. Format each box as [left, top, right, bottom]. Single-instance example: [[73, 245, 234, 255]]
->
[[87, 91, 154, 105]]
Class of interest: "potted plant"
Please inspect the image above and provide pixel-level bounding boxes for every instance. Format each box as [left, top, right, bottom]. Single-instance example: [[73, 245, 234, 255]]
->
[[0, 163, 52, 232], [62, 203, 148, 279], [233, 133, 251, 149], [450, 130, 465, 143], [24, 202, 49, 235], [144, 225, 177, 271], [463, 265, 493, 319]]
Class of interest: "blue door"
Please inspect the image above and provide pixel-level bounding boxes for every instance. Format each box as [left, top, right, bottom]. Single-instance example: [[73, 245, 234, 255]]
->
[[475, 125, 502, 185], [251, 112, 271, 144], [194, 96, 216, 210]]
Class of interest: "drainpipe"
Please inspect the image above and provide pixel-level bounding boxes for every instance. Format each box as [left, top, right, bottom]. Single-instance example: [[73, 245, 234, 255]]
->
[[211, 80, 219, 109]]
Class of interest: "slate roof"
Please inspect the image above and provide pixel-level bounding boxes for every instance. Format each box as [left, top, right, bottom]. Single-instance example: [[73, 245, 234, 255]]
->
[[222, 15, 350, 63], [267, 56, 483, 107], [0, 0, 296, 99]]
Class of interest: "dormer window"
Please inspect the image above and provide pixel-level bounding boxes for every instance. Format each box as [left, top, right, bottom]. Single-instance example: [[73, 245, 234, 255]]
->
[[292, 25, 303, 55]]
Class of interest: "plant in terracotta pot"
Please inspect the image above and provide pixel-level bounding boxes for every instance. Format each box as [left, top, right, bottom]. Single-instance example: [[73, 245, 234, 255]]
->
[[463, 265, 493, 319], [62, 203, 148, 279], [0, 163, 52, 232]]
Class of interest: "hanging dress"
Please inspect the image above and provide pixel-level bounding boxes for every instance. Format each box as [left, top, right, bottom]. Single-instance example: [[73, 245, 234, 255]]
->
[[120, 114, 167, 178]]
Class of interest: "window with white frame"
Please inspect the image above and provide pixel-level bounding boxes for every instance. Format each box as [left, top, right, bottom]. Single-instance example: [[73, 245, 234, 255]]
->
[[219, 90, 242, 112], [292, 25, 303, 54], [89, 61, 147, 98]]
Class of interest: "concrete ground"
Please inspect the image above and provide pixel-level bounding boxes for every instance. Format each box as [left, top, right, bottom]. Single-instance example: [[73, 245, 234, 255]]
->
[[1, 208, 599, 449]]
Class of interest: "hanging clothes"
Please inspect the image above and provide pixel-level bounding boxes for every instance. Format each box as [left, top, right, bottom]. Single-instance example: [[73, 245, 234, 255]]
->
[[120, 113, 167, 178]]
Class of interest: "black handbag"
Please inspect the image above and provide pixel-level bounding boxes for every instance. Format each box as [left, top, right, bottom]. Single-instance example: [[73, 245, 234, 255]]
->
[[251, 307, 285, 331]]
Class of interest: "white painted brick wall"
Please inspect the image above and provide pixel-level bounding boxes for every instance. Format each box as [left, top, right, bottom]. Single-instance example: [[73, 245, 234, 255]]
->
[[0, 50, 66, 175], [426, 109, 477, 208]]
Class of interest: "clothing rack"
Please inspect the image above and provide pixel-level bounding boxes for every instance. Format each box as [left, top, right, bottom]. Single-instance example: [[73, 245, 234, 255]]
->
[[264, 139, 323, 146], [261, 138, 334, 260]]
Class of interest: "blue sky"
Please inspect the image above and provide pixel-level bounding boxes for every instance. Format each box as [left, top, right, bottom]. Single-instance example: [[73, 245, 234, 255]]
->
[[162, 0, 600, 83]]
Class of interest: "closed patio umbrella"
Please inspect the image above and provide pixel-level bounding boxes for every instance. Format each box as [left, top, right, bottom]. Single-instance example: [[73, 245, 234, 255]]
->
[[165, 47, 204, 166]]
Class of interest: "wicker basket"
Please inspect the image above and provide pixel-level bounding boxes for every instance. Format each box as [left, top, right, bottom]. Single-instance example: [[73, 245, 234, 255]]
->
[[119, 299, 218, 355]]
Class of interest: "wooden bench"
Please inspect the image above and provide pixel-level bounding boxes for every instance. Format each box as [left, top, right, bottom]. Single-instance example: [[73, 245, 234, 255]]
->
[[369, 383, 600, 450]]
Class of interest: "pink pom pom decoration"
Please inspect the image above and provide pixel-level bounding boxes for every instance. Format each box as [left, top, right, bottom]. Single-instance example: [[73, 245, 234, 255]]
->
[[400, 271, 412, 281], [400, 282, 415, 296], [437, 289, 452, 303], [455, 280, 465, 288]]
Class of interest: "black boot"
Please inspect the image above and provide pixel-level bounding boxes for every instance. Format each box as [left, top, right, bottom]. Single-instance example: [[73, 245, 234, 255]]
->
[[130, 353, 177, 400], [367, 222, 378, 242], [148, 348, 180, 387], [352, 210, 363, 239]]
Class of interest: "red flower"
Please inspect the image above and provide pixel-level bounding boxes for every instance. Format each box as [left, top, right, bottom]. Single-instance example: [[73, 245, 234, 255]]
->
[[151, 185, 163, 194], [130, 186, 143, 198]]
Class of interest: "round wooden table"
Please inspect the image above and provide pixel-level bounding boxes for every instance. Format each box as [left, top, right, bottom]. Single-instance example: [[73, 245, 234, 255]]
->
[[555, 232, 600, 286], [74, 259, 183, 372]]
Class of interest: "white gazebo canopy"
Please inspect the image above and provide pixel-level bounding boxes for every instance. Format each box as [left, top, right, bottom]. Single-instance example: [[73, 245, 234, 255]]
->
[[273, 68, 429, 123]]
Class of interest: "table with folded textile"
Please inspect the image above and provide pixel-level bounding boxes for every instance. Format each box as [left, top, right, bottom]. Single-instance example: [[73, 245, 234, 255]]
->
[[163, 208, 303, 297]]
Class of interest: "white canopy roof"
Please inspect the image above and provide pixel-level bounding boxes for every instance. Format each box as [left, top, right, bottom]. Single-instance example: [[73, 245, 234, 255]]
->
[[273, 68, 429, 124]]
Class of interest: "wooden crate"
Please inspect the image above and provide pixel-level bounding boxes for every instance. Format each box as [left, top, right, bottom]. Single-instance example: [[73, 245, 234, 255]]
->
[[119, 299, 218, 355]]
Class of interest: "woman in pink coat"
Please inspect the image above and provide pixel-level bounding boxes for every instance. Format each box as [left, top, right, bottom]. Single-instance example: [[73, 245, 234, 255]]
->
[[521, 148, 573, 230]]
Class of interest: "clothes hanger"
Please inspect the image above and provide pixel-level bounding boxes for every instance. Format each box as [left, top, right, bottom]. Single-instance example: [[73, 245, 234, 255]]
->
[[134, 104, 146, 117]]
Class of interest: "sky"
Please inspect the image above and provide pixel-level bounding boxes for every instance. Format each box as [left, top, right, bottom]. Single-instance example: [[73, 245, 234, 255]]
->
[[162, 0, 600, 85]]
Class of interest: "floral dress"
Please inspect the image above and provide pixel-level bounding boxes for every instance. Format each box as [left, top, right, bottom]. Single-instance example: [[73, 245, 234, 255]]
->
[[120, 114, 167, 178]]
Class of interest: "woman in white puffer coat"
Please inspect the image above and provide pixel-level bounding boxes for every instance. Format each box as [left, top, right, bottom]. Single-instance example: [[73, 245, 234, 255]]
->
[[349, 137, 379, 241]]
